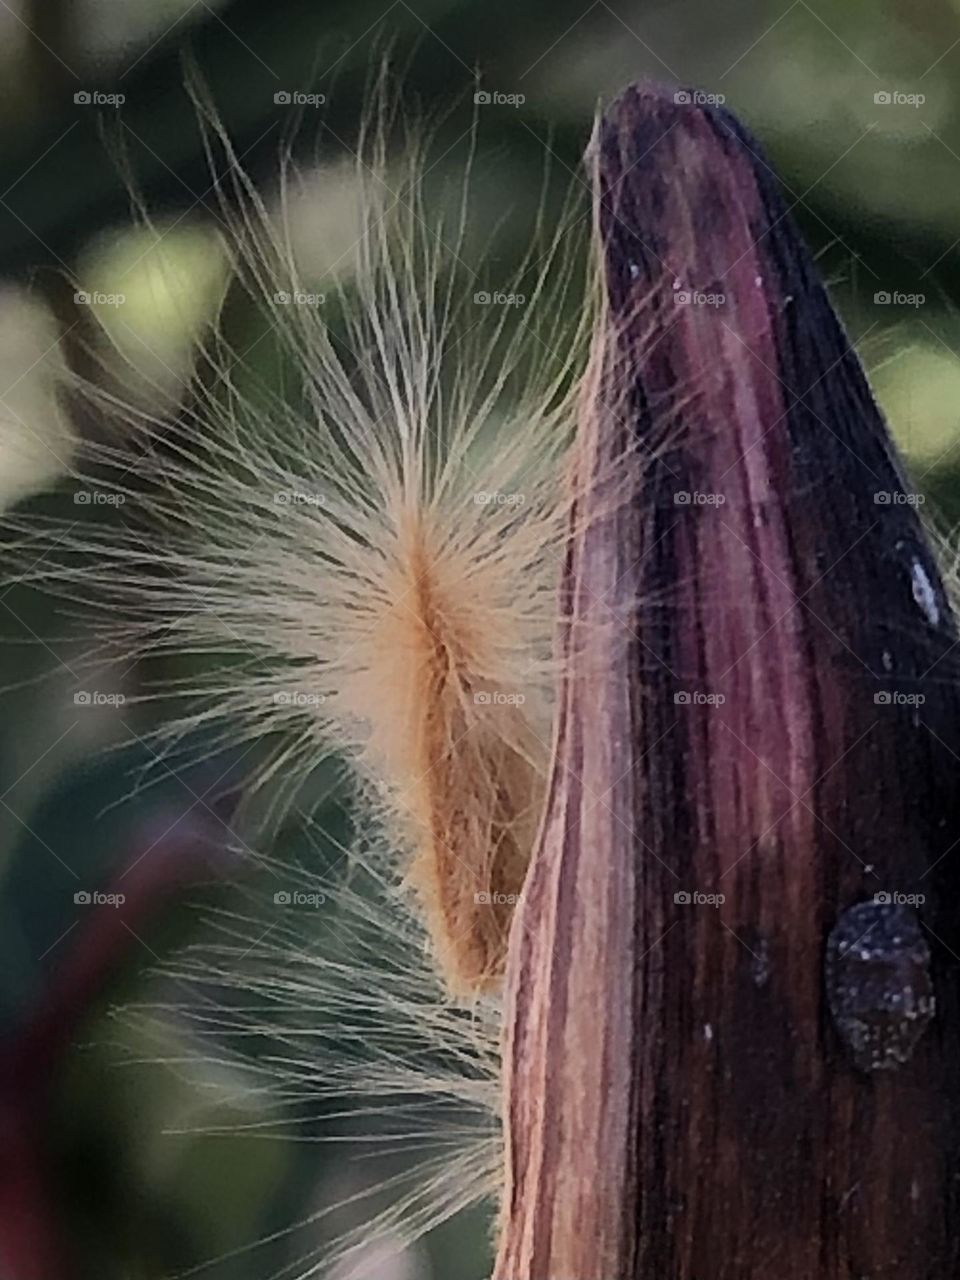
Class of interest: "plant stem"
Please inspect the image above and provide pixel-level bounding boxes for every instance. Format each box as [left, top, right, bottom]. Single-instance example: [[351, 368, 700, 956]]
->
[[494, 80, 960, 1280]]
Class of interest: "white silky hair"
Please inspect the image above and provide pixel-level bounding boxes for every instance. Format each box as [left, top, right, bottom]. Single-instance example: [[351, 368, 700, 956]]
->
[[123, 839, 503, 1279], [0, 80, 598, 1276]]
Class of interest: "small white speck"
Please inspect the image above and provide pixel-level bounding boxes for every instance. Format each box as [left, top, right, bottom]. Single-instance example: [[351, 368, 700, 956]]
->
[[754, 275, 763, 287], [882, 650, 894, 672], [629, 262, 642, 280], [703, 1022, 714, 1043], [910, 559, 940, 627]]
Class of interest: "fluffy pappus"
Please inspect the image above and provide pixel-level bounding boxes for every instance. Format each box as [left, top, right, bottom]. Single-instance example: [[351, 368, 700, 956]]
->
[[4, 83, 598, 994], [123, 846, 504, 1278]]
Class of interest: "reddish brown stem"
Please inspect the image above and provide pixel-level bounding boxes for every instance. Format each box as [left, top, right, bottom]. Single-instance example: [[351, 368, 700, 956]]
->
[[495, 82, 960, 1280]]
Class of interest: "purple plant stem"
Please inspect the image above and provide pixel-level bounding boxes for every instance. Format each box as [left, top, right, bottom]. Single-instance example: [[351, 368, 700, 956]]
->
[[494, 82, 960, 1280]]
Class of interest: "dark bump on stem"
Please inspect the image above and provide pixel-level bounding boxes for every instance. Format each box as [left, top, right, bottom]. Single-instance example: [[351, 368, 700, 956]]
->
[[826, 901, 935, 1073]]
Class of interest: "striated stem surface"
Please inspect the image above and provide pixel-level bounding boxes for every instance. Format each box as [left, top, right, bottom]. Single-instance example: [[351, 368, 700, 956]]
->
[[494, 82, 960, 1280]]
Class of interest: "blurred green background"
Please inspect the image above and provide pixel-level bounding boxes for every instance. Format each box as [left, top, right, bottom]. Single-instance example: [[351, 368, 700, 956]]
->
[[1, 1, 959, 1277]]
